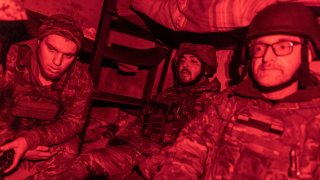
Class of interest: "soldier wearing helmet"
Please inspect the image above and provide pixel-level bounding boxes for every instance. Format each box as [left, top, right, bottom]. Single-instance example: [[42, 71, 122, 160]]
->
[[173, 43, 217, 86], [0, 14, 93, 179], [153, 3, 320, 179], [243, 2, 320, 93], [58, 43, 221, 179]]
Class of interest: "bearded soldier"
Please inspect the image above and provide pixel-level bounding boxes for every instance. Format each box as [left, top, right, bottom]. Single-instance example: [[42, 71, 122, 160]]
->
[[0, 14, 93, 179], [154, 3, 320, 179], [59, 43, 221, 179]]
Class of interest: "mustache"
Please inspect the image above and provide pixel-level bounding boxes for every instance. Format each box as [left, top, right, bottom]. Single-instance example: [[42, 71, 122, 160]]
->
[[179, 68, 191, 74], [258, 64, 280, 70]]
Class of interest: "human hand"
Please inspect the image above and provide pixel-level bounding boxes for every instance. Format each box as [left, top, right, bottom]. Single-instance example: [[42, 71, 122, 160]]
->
[[0, 137, 28, 173], [24, 146, 58, 161]]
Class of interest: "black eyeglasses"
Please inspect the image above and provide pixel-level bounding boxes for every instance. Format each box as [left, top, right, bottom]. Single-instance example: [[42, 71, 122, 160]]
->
[[249, 41, 302, 58]]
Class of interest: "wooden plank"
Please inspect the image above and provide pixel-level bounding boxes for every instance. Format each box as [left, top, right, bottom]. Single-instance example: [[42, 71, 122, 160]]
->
[[89, 0, 116, 87], [92, 91, 147, 107], [157, 49, 173, 93], [142, 66, 158, 100]]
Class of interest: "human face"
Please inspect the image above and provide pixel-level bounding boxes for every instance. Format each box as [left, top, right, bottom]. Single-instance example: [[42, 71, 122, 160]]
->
[[250, 34, 302, 87], [177, 54, 202, 84], [37, 34, 77, 81]]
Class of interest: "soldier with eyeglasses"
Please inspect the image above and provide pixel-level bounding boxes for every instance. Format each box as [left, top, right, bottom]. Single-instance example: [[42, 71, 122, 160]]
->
[[154, 3, 320, 179]]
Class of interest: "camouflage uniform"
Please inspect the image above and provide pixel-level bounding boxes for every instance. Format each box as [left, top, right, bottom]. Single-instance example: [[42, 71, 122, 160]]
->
[[61, 77, 220, 179], [154, 3, 320, 180], [155, 78, 320, 179], [0, 38, 93, 179]]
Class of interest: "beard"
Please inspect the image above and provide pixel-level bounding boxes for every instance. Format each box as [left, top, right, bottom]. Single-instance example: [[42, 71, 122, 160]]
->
[[178, 68, 203, 86], [179, 69, 191, 81], [39, 66, 65, 81]]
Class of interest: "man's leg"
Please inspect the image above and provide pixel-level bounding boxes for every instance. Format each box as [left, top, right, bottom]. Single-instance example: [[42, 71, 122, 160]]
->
[[59, 144, 142, 179]]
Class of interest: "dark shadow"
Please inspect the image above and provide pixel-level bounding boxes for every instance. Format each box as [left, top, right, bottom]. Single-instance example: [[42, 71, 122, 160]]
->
[[228, 39, 246, 87], [0, 21, 30, 70]]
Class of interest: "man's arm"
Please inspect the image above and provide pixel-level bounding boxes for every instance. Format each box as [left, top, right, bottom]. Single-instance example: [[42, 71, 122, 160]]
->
[[153, 90, 235, 179], [154, 104, 226, 179]]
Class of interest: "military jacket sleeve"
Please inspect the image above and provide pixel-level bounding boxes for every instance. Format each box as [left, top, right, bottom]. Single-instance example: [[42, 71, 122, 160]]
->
[[155, 90, 236, 179], [18, 62, 93, 149], [305, 114, 320, 178]]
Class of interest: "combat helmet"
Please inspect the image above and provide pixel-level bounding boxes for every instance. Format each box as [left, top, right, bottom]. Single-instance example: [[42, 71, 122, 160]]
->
[[246, 2, 320, 59], [241, 2, 320, 89]]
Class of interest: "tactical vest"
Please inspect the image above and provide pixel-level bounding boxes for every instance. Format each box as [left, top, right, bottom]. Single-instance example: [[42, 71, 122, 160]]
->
[[141, 86, 210, 144], [212, 96, 320, 179], [4, 45, 70, 131]]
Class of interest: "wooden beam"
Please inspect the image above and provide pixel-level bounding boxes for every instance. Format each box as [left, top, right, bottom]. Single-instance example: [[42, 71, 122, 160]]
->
[[89, 0, 116, 87]]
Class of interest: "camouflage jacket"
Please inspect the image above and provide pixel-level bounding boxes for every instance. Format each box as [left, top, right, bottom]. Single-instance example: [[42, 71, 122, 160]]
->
[[0, 39, 93, 149], [114, 78, 221, 154], [155, 78, 320, 180], [140, 78, 221, 144]]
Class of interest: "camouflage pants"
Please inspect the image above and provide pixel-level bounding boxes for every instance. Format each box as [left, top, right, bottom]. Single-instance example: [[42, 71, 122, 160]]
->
[[58, 144, 142, 180], [58, 139, 167, 180], [4, 137, 79, 180]]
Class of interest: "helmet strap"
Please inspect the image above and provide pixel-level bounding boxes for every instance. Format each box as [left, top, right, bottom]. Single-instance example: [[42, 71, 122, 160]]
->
[[240, 47, 252, 80], [296, 39, 312, 89]]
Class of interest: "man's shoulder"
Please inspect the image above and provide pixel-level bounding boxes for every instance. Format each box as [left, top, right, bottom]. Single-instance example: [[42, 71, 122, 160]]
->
[[9, 39, 37, 52], [210, 86, 236, 103], [67, 62, 93, 90], [71, 62, 91, 79], [7, 39, 37, 61]]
